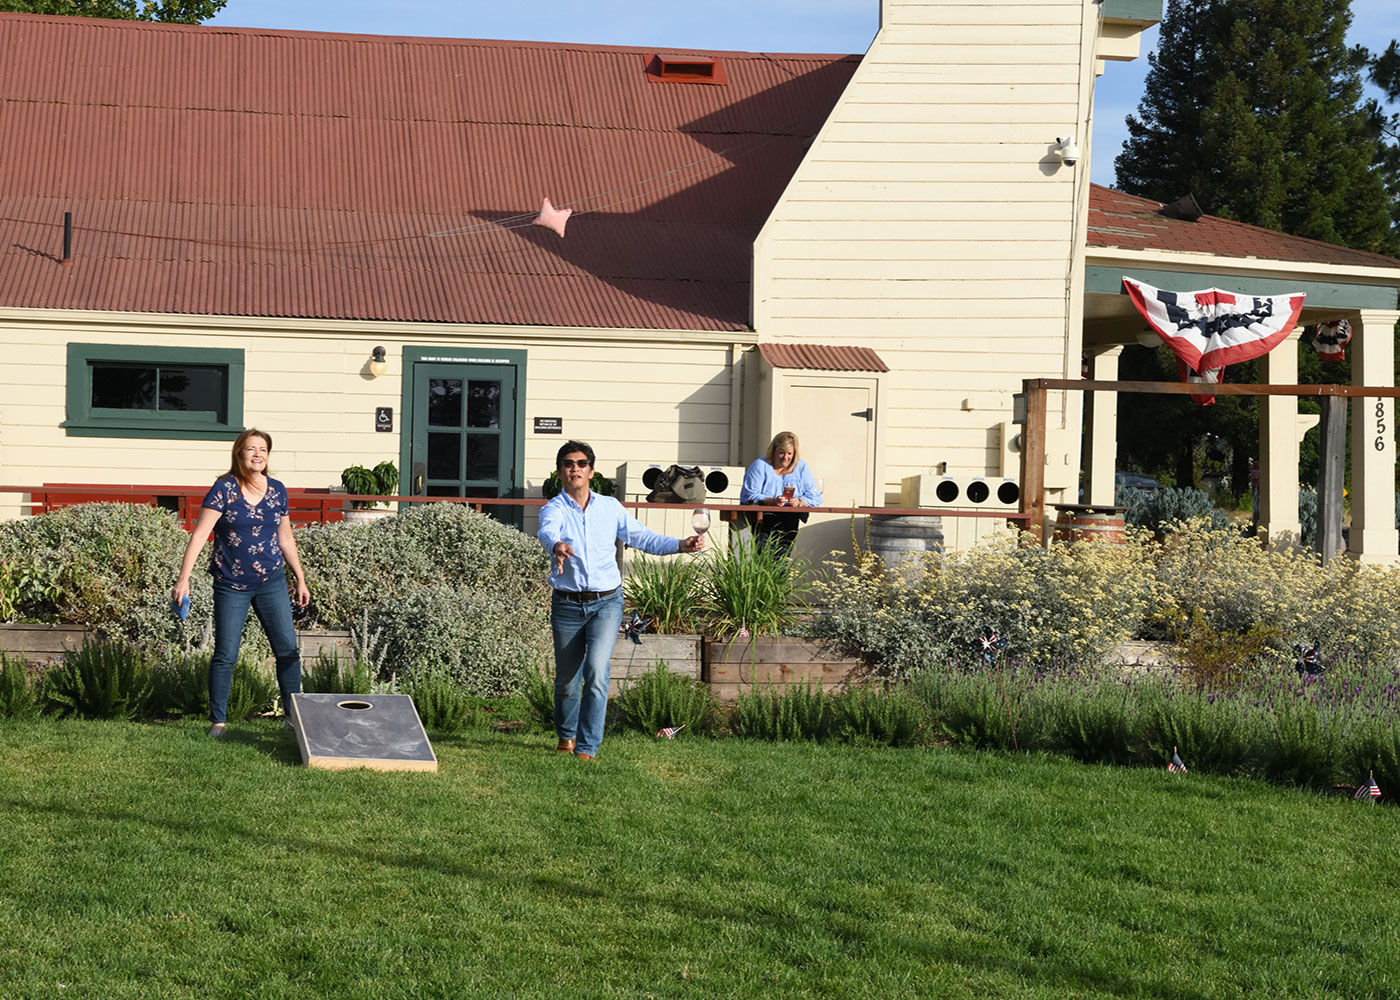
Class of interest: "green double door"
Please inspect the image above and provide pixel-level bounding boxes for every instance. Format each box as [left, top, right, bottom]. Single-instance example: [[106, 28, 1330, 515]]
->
[[408, 361, 519, 523]]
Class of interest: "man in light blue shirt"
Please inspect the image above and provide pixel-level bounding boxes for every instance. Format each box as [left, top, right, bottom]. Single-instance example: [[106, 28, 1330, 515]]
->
[[538, 440, 704, 760]]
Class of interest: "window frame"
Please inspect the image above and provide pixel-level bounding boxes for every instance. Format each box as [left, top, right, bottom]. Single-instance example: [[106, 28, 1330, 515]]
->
[[63, 343, 245, 440]]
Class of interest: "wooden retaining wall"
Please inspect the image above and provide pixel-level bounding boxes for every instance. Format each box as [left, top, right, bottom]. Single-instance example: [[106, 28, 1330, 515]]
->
[[703, 637, 864, 702]]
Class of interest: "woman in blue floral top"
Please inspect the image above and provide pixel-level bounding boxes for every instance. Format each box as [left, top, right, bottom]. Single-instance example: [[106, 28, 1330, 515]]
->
[[174, 428, 311, 738]]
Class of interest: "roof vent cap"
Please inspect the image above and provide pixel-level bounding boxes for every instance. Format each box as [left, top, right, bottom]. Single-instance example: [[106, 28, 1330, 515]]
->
[[1159, 193, 1205, 222], [646, 53, 727, 85]]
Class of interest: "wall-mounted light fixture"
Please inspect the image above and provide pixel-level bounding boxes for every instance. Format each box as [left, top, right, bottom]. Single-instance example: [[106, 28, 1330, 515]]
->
[[368, 346, 388, 378], [1054, 136, 1081, 166]]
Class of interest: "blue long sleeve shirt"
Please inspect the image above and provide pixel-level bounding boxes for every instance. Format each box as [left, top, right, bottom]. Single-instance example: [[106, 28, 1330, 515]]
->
[[537, 491, 680, 592], [739, 457, 823, 507]]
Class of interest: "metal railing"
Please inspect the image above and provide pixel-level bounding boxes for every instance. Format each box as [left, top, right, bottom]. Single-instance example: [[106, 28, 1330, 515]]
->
[[0, 484, 1030, 529]]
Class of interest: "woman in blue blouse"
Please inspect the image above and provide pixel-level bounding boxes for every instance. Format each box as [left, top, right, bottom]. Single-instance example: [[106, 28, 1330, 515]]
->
[[740, 431, 823, 554], [173, 429, 311, 738]]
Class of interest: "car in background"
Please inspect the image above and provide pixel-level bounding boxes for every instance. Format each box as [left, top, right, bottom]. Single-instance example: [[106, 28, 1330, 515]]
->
[[1115, 472, 1163, 493]]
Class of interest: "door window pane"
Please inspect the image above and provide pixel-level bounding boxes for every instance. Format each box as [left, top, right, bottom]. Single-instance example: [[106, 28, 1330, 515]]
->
[[428, 432, 461, 480], [428, 379, 463, 427], [426, 486, 459, 497], [91, 365, 157, 409], [467, 380, 501, 429], [159, 366, 224, 413], [465, 435, 500, 480]]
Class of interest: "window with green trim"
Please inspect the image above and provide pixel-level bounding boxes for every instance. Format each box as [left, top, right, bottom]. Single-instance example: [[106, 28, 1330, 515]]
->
[[64, 344, 245, 440]]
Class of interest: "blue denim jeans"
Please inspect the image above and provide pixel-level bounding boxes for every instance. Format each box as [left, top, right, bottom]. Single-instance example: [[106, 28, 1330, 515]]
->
[[209, 571, 301, 724], [551, 589, 624, 757]]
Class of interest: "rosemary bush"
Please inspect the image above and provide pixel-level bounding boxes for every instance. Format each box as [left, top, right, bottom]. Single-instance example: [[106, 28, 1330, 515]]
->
[[731, 684, 831, 741], [302, 650, 372, 694], [403, 669, 474, 734], [0, 652, 38, 719], [521, 668, 554, 729], [623, 555, 704, 634], [829, 688, 927, 747], [613, 662, 714, 736], [40, 637, 155, 720]]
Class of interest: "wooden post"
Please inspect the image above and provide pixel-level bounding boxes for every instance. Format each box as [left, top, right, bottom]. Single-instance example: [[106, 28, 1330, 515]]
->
[[1019, 380, 1048, 541], [1317, 395, 1346, 561]]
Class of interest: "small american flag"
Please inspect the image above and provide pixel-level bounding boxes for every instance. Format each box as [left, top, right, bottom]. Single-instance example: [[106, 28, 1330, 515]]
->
[[738, 626, 750, 638], [1355, 774, 1382, 802], [656, 724, 686, 739], [1168, 749, 1188, 773]]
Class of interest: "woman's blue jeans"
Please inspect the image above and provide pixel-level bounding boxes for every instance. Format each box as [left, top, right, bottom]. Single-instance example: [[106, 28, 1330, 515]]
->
[[551, 589, 624, 757], [209, 571, 302, 724]]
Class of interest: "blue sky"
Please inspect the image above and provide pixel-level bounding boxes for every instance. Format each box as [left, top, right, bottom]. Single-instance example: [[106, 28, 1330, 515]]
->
[[208, 0, 1400, 188]]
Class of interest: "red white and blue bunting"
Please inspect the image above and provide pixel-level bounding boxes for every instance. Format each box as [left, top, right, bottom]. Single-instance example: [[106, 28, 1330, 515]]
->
[[1123, 276, 1306, 405]]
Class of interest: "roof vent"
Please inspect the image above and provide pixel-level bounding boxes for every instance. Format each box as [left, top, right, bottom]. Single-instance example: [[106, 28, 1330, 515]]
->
[[1159, 193, 1205, 222], [646, 53, 727, 85]]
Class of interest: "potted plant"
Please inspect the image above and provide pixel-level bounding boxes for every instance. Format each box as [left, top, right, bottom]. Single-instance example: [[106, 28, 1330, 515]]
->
[[541, 469, 614, 499], [340, 461, 400, 523]]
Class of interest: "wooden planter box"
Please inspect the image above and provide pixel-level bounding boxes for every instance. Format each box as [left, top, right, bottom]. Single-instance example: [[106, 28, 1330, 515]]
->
[[0, 624, 89, 665], [0, 624, 355, 667], [608, 633, 701, 697], [702, 636, 864, 702]]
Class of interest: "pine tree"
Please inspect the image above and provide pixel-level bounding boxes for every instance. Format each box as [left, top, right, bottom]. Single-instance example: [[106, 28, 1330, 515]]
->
[[1116, 0, 1394, 255], [0, 0, 225, 23]]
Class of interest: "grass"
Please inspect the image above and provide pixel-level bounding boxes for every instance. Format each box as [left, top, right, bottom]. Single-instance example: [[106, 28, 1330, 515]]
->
[[2, 721, 1399, 999]]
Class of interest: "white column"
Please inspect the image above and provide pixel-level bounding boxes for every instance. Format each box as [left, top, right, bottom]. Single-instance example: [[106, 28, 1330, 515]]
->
[[1349, 309, 1400, 563], [1083, 346, 1122, 505], [1257, 328, 1302, 542]]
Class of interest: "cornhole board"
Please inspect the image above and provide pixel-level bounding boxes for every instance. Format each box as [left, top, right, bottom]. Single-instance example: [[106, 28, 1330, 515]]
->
[[288, 693, 437, 772]]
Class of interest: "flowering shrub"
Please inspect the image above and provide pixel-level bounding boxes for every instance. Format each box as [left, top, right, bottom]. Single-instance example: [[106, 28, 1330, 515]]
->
[[808, 528, 1160, 676]]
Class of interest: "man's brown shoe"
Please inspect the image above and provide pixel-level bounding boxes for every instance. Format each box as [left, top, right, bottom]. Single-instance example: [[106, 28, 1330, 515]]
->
[[576, 753, 594, 761], [556, 739, 576, 754]]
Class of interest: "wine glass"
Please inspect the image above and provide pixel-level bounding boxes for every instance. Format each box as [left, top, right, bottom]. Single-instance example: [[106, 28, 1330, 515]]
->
[[691, 507, 711, 537]]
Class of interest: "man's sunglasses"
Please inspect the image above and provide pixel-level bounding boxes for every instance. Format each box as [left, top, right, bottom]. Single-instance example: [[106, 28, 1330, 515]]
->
[[561, 459, 591, 469]]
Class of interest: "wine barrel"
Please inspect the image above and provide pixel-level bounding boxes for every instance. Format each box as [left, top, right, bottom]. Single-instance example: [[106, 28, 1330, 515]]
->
[[867, 514, 944, 576], [1052, 508, 1127, 545]]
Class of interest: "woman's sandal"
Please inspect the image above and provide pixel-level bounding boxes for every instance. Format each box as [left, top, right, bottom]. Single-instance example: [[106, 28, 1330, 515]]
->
[[208, 723, 227, 739]]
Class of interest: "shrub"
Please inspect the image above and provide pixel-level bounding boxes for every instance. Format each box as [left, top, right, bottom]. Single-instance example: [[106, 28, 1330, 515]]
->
[[302, 650, 372, 694], [613, 662, 714, 736], [294, 502, 549, 630], [829, 688, 927, 747], [0, 652, 39, 719], [624, 555, 704, 634], [226, 657, 279, 721], [702, 533, 812, 638], [731, 683, 831, 741], [403, 669, 474, 734], [1340, 719, 1400, 802], [1140, 686, 1257, 776], [1165, 608, 1279, 692], [1023, 679, 1139, 766], [1118, 486, 1230, 532], [913, 670, 1025, 752], [1299, 487, 1318, 548], [1255, 697, 1336, 789], [149, 650, 211, 716], [811, 529, 1159, 676], [368, 583, 550, 697], [522, 668, 554, 729], [0, 503, 219, 646], [40, 637, 154, 720]]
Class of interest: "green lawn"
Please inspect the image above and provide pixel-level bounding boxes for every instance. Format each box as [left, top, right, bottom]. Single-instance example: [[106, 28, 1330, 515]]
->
[[1, 721, 1398, 999]]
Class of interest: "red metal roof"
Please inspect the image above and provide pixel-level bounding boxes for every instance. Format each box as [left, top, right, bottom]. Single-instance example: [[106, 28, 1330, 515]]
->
[[757, 343, 889, 372], [1088, 185, 1400, 269], [0, 13, 857, 331]]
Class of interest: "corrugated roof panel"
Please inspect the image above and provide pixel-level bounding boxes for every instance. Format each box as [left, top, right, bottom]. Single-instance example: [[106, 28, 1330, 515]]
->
[[757, 344, 890, 372], [0, 12, 855, 330], [1087, 185, 1400, 270]]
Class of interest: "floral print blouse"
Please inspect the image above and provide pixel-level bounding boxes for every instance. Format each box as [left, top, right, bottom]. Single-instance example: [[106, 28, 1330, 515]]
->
[[202, 475, 289, 590]]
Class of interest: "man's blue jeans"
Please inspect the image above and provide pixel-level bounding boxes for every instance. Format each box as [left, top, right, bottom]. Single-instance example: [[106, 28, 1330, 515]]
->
[[209, 571, 302, 724], [551, 589, 624, 757]]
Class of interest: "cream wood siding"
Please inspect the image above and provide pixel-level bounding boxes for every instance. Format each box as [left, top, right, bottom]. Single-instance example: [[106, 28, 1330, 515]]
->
[[0, 311, 742, 522], [753, 0, 1099, 502]]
